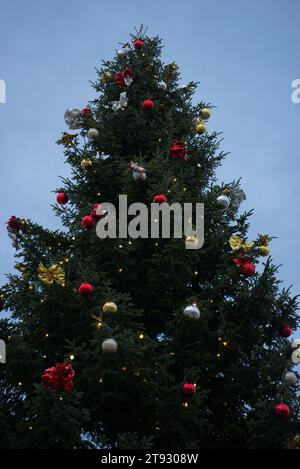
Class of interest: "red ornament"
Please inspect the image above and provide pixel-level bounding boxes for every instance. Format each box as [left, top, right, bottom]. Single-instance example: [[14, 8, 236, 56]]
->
[[81, 216, 96, 229], [182, 383, 196, 397], [56, 193, 69, 205], [170, 141, 187, 161], [42, 363, 75, 393], [115, 73, 125, 88], [7, 216, 26, 233], [81, 107, 92, 118], [133, 39, 143, 50], [0, 299, 5, 311], [143, 100, 154, 111], [79, 283, 94, 297], [153, 194, 167, 203], [274, 404, 290, 419], [114, 67, 132, 88], [90, 203, 107, 221], [280, 324, 292, 338], [233, 256, 255, 277]]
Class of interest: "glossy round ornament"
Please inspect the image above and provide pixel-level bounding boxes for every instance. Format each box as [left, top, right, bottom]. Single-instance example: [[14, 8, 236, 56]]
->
[[284, 371, 297, 385], [102, 338, 118, 354], [87, 128, 99, 139], [103, 301, 118, 315], [216, 195, 231, 209], [64, 108, 82, 130], [81, 159, 93, 170], [183, 304, 200, 319]]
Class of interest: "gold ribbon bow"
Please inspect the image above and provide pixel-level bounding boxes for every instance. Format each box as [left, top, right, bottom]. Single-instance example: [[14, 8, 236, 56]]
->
[[229, 236, 254, 253], [38, 264, 65, 287]]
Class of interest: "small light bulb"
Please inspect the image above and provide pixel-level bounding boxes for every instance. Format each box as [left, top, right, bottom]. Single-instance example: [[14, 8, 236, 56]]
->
[[69, 354, 75, 361], [45, 333, 49, 338], [139, 334, 144, 340]]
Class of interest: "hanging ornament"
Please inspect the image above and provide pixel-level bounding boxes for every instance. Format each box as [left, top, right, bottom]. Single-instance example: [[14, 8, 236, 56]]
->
[[230, 187, 246, 209], [56, 132, 78, 147], [280, 324, 292, 338], [258, 246, 270, 257], [289, 435, 300, 449], [64, 109, 82, 130], [79, 283, 94, 297], [200, 108, 212, 120], [7, 216, 26, 234], [133, 39, 143, 50], [195, 122, 207, 135], [56, 192, 69, 205], [87, 128, 99, 139], [183, 304, 200, 319], [90, 203, 107, 221], [232, 256, 255, 277], [157, 81, 167, 91], [129, 162, 146, 181], [216, 195, 231, 209], [103, 301, 118, 315], [82, 216, 96, 229], [102, 71, 113, 83], [81, 158, 93, 170], [170, 141, 187, 161], [111, 92, 128, 112], [229, 236, 254, 253], [284, 371, 297, 385], [81, 107, 92, 119], [114, 67, 133, 88], [38, 263, 65, 287], [291, 349, 300, 364], [42, 363, 75, 393], [102, 338, 118, 353], [153, 194, 167, 203], [274, 404, 290, 420], [143, 99, 154, 111], [182, 383, 196, 397], [117, 49, 128, 57]]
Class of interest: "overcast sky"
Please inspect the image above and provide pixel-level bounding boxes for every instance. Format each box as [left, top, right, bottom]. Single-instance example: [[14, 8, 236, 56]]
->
[[0, 0, 299, 300]]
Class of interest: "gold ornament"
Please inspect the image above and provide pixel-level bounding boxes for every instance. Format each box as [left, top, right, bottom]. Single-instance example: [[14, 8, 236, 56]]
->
[[229, 236, 254, 253], [81, 158, 93, 170], [195, 123, 207, 135], [258, 234, 270, 246], [258, 245, 270, 257], [102, 71, 112, 83], [201, 108, 212, 120], [56, 132, 78, 147], [289, 435, 300, 449], [164, 62, 179, 77], [38, 263, 65, 287], [103, 301, 118, 315]]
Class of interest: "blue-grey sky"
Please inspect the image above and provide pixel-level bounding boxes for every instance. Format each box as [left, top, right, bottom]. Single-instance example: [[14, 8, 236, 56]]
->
[[0, 0, 299, 298]]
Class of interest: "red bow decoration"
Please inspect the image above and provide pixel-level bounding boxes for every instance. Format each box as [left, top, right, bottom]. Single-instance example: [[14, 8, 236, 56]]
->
[[42, 363, 75, 393], [7, 216, 26, 233], [170, 140, 187, 161], [232, 255, 250, 267], [114, 67, 132, 88], [232, 255, 255, 277]]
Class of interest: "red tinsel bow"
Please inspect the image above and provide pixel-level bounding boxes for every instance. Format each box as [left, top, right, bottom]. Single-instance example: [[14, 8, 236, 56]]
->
[[114, 67, 132, 88], [7, 216, 26, 232], [42, 363, 75, 393], [232, 255, 250, 267], [170, 140, 187, 161]]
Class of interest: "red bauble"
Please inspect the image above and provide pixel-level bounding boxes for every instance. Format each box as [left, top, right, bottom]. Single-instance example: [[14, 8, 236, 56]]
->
[[56, 193, 69, 205], [133, 39, 143, 50], [81, 216, 96, 229], [153, 194, 167, 203], [280, 324, 292, 338], [274, 403, 290, 419], [81, 107, 92, 118], [79, 283, 94, 297], [90, 203, 106, 221], [182, 383, 196, 397], [42, 363, 75, 393], [240, 262, 255, 277], [143, 100, 154, 111]]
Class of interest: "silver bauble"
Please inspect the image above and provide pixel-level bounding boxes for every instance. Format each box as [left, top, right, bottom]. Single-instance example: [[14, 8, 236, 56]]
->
[[157, 81, 167, 91], [284, 371, 297, 385], [64, 108, 82, 130], [183, 304, 200, 319], [216, 195, 231, 209], [102, 338, 118, 353], [87, 128, 99, 139]]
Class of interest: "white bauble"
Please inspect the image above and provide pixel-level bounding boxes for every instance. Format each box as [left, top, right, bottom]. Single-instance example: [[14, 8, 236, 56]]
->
[[284, 371, 297, 385], [157, 81, 167, 91], [292, 349, 300, 364], [183, 304, 200, 319], [217, 195, 231, 209], [117, 49, 128, 57], [87, 128, 99, 139], [102, 338, 118, 354], [133, 171, 146, 182]]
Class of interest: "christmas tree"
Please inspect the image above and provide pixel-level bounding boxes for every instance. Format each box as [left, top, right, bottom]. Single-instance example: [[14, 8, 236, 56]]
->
[[0, 27, 299, 450]]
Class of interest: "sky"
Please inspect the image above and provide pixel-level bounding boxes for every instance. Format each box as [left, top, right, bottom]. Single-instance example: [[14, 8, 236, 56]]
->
[[0, 0, 299, 300]]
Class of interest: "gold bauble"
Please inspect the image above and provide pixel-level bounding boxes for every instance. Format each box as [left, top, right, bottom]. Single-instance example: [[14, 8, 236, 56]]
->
[[258, 246, 270, 257], [195, 123, 207, 135], [81, 159, 93, 170], [103, 301, 118, 315], [102, 71, 112, 83], [201, 108, 212, 120]]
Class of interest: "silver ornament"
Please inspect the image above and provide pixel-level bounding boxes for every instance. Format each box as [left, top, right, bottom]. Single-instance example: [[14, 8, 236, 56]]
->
[[292, 349, 300, 365], [217, 195, 231, 209], [64, 108, 82, 130], [117, 49, 128, 57], [284, 371, 297, 385], [230, 188, 246, 209], [111, 92, 128, 112], [183, 304, 200, 319], [157, 81, 167, 91], [102, 338, 118, 353], [133, 171, 146, 182], [87, 128, 99, 139]]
